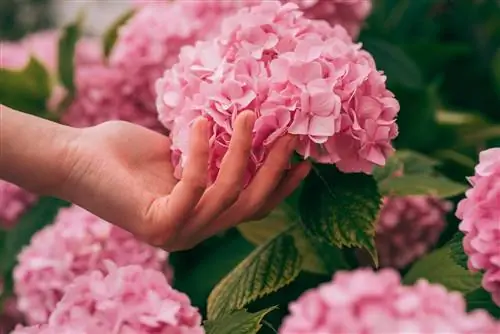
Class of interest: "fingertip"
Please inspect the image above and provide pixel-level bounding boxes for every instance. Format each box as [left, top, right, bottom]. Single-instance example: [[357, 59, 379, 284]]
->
[[192, 116, 210, 140], [237, 110, 256, 132]]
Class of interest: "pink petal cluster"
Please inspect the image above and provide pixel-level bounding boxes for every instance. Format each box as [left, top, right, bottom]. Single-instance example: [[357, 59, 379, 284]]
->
[[0, 181, 37, 229], [0, 31, 59, 70], [112, 0, 263, 115], [0, 281, 23, 334], [280, 268, 500, 334], [109, 2, 202, 114], [0, 31, 101, 71], [13, 205, 170, 325], [288, 0, 372, 38], [375, 196, 452, 268], [59, 63, 163, 131], [156, 1, 399, 183], [456, 147, 500, 306], [12, 264, 204, 334]]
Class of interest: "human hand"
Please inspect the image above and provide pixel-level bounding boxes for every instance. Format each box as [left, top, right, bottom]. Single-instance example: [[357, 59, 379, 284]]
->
[[60, 111, 311, 251]]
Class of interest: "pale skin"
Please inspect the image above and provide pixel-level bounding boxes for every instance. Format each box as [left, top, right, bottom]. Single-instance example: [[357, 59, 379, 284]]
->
[[0, 105, 311, 251]]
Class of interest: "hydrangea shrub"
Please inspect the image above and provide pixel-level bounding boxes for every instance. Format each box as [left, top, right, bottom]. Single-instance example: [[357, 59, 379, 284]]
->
[[0, 0, 499, 332]]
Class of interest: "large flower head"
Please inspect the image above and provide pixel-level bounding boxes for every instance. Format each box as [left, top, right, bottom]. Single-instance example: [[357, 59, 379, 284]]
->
[[12, 264, 204, 334], [456, 147, 500, 306], [288, 0, 372, 38], [13, 205, 170, 325], [376, 196, 452, 268], [280, 268, 500, 334], [156, 1, 399, 184], [0, 181, 37, 229]]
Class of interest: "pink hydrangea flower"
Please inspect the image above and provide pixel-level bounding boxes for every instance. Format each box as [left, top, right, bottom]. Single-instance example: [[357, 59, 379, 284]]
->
[[112, 0, 263, 115], [0, 181, 37, 229], [156, 1, 399, 184], [456, 147, 500, 306], [0, 31, 101, 71], [375, 196, 452, 268], [12, 263, 204, 334], [0, 31, 58, 70], [110, 2, 202, 113], [288, 0, 372, 38], [0, 281, 23, 334], [280, 268, 500, 334], [59, 63, 164, 130], [14, 205, 170, 325]]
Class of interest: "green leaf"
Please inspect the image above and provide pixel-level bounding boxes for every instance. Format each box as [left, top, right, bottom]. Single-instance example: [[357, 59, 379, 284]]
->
[[466, 288, 500, 318], [403, 246, 481, 294], [102, 9, 136, 58], [0, 197, 70, 275], [204, 307, 277, 334], [237, 208, 328, 275], [448, 232, 468, 270], [171, 231, 255, 310], [207, 232, 302, 320], [362, 38, 424, 89], [299, 164, 381, 266], [373, 154, 403, 183], [378, 174, 467, 198], [0, 57, 52, 116], [58, 12, 84, 94], [395, 150, 440, 175]]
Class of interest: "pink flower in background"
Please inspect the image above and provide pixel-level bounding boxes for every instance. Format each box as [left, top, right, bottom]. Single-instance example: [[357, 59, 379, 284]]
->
[[0, 281, 23, 334], [456, 147, 500, 306], [110, 2, 201, 114], [375, 196, 452, 268], [0, 31, 58, 70], [0, 31, 101, 71], [280, 269, 500, 334], [59, 63, 163, 131], [0, 181, 37, 229], [13, 264, 204, 334], [156, 1, 398, 184], [288, 0, 372, 38], [14, 205, 170, 325]]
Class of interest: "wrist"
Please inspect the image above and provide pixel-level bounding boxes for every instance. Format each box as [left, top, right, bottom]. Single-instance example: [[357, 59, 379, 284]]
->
[[0, 105, 84, 197], [39, 126, 85, 197]]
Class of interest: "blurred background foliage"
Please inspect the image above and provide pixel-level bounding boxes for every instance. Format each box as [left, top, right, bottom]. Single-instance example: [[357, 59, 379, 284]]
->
[[1, 0, 499, 331]]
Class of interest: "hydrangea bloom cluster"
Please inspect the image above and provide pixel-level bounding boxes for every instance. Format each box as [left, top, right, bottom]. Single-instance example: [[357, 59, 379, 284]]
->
[[280, 268, 500, 334], [130, 0, 371, 38], [109, 2, 203, 114], [59, 63, 163, 131], [288, 0, 372, 38], [12, 264, 204, 334], [156, 1, 399, 183], [0, 181, 37, 228], [456, 147, 500, 306], [0, 281, 23, 334], [0, 31, 59, 70], [14, 205, 170, 325], [0, 31, 101, 71], [375, 196, 452, 268]]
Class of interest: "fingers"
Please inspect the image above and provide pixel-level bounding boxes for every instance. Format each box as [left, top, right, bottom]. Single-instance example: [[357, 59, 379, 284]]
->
[[238, 134, 297, 214], [248, 160, 311, 221], [191, 157, 310, 244], [179, 111, 256, 237], [159, 117, 210, 232]]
